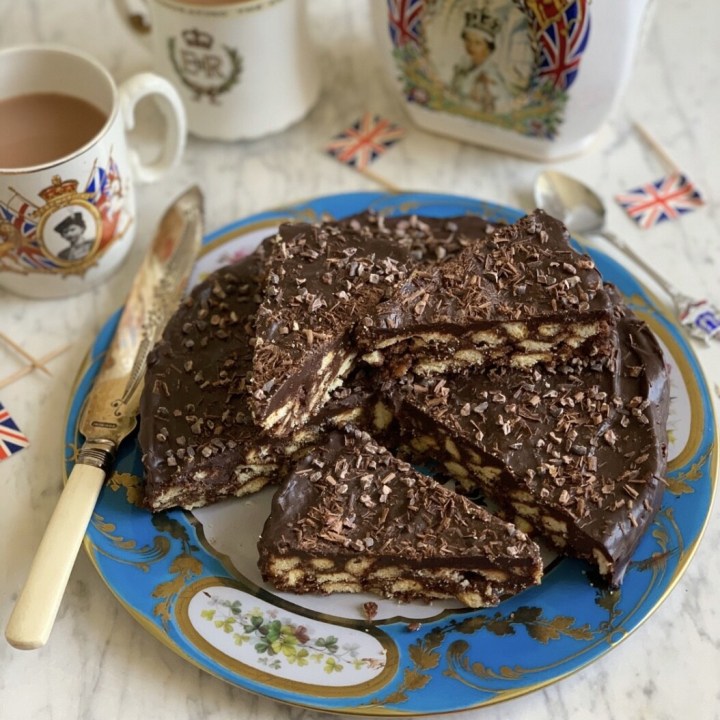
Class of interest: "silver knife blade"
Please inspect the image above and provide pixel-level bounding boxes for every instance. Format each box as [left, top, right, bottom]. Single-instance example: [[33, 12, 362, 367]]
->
[[77, 185, 203, 471]]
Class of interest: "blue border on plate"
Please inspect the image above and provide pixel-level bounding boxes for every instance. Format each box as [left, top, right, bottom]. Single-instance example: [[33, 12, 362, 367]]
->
[[66, 192, 717, 715]]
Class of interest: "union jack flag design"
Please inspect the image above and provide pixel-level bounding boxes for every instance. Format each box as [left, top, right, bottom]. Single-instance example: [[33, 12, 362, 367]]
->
[[680, 300, 720, 342], [0, 402, 29, 461], [537, 0, 591, 90], [387, 0, 424, 47], [85, 155, 124, 249], [615, 173, 704, 230], [326, 114, 405, 170], [0, 200, 56, 273], [0, 199, 36, 237]]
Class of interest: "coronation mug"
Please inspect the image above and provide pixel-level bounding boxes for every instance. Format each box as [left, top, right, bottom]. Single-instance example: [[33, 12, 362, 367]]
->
[[145, 0, 321, 141], [372, 0, 653, 160], [0, 45, 186, 299]]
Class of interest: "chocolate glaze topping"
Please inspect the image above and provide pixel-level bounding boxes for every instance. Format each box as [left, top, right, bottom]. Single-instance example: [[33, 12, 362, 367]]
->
[[337, 211, 499, 266], [139, 250, 276, 510]]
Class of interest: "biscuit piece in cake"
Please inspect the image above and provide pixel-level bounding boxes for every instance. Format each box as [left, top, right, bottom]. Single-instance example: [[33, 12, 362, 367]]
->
[[258, 430, 543, 608], [357, 210, 617, 377], [390, 299, 669, 585]]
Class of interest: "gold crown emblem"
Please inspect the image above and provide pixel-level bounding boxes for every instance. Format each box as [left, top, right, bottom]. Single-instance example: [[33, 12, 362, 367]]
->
[[464, 8, 501, 38], [38, 175, 79, 204], [33, 175, 94, 219], [182, 28, 213, 49]]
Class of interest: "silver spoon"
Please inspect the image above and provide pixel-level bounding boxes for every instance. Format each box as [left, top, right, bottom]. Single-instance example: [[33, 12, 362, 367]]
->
[[534, 170, 720, 343]]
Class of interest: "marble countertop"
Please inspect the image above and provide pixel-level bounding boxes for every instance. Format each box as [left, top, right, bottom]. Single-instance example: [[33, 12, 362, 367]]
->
[[2, 1, 720, 718]]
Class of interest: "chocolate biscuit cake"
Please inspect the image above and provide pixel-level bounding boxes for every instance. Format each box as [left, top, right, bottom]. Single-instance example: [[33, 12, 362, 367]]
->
[[250, 220, 412, 438], [140, 208, 670, 594], [389, 298, 669, 584], [258, 429, 543, 607], [357, 210, 617, 377]]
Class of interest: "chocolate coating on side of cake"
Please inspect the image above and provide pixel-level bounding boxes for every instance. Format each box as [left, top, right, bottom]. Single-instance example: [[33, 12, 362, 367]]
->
[[357, 210, 617, 376], [258, 429, 543, 608], [391, 301, 669, 585]]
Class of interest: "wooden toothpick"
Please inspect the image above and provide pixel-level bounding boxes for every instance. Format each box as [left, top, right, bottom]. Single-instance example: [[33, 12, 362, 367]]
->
[[357, 167, 402, 193], [0, 343, 72, 390], [632, 121, 681, 174], [0, 332, 52, 376]]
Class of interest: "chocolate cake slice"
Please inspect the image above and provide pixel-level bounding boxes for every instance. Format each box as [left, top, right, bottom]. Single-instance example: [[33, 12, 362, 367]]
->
[[358, 210, 617, 377], [139, 252, 283, 511], [250, 219, 412, 437], [139, 248, 390, 512], [258, 429, 543, 608], [390, 298, 669, 585]]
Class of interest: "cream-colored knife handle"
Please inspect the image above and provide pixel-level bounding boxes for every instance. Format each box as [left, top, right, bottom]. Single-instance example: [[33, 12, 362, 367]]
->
[[5, 464, 105, 650]]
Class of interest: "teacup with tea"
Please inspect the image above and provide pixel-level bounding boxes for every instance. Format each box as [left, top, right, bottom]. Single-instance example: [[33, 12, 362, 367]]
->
[[0, 45, 187, 299]]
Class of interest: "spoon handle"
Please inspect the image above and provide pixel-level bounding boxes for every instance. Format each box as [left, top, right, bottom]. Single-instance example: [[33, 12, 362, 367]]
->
[[600, 230, 685, 306]]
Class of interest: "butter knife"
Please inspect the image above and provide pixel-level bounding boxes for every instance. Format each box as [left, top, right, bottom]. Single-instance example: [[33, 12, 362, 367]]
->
[[5, 186, 203, 650]]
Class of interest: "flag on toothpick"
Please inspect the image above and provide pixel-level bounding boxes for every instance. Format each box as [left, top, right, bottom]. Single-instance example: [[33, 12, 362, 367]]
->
[[326, 113, 405, 171], [0, 401, 29, 460], [614, 172, 704, 230]]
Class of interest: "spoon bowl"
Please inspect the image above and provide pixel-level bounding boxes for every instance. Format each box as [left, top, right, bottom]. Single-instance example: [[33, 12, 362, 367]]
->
[[534, 170, 607, 236]]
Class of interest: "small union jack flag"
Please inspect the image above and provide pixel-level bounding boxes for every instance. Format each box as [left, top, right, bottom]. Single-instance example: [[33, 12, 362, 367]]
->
[[615, 173, 704, 230], [0, 402, 29, 460], [387, 0, 424, 47], [326, 114, 405, 171], [538, 0, 591, 90]]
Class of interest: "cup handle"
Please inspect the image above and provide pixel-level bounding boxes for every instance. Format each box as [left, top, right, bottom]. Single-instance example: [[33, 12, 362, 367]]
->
[[118, 72, 187, 184]]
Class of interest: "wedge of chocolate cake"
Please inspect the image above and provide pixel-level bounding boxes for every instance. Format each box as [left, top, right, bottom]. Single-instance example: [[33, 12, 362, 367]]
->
[[358, 210, 617, 377], [389, 299, 669, 585], [139, 253, 284, 511], [250, 219, 412, 437], [258, 429, 543, 608], [139, 249, 391, 512]]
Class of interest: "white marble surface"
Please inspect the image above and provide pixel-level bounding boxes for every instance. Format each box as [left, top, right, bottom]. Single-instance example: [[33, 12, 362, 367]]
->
[[2, 1, 720, 718]]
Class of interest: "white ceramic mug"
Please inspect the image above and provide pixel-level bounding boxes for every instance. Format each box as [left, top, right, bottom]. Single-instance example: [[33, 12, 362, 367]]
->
[[145, 0, 321, 141], [0, 45, 186, 299], [373, 0, 654, 160]]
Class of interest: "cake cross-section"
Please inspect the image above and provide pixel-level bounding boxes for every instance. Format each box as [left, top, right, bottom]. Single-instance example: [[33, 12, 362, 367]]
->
[[357, 210, 617, 377], [258, 429, 543, 608]]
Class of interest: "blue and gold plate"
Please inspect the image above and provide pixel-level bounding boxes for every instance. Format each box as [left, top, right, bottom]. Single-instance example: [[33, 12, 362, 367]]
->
[[66, 192, 717, 715]]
